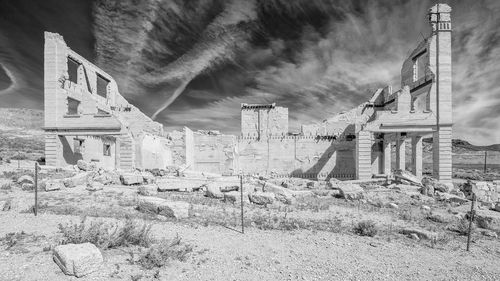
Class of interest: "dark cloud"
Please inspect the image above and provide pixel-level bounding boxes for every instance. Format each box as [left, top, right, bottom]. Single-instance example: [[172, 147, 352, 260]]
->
[[0, 0, 499, 145]]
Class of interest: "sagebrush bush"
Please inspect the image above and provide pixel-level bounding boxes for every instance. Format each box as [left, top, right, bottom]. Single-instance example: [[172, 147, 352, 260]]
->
[[58, 217, 154, 248], [138, 234, 193, 269], [353, 220, 378, 237], [453, 218, 476, 236]]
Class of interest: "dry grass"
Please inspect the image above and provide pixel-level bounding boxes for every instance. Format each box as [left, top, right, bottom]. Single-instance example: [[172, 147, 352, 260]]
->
[[138, 234, 193, 269], [353, 220, 378, 237], [58, 217, 154, 249]]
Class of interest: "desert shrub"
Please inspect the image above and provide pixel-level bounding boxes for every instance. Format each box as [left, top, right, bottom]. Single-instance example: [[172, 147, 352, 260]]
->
[[0, 181, 14, 190], [452, 218, 476, 235], [475, 216, 493, 230], [58, 217, 154, 249], [138, 235, 193, 269], [353, 220, 378, 237]]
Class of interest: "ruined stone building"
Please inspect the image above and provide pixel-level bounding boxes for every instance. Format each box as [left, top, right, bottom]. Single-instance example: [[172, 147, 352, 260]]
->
[[43, 32, 172, 170], [187, 3, 453, 184], [43, 4, 452, 184]]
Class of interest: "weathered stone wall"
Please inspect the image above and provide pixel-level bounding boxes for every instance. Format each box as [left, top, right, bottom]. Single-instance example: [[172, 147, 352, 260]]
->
[[44, 32, 170, 170], [241, 105, 288, 138], [193, 132, 236, 174]]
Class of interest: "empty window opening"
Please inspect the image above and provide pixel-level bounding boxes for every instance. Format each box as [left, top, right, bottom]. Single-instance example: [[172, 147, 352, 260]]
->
[[103, 143, 111, 156], [67, 97, 80, 115], [96, 74, 109, 98], [74, 139, 84, 154], [412, 50, 427, 82], [67, 57, 80, 84]]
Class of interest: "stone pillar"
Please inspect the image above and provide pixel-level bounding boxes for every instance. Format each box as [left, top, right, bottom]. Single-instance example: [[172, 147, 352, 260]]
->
[[411, 136, 423, 177], [396, 133, 406, 171], [433, 126, 452, 185], [383, 134, 392, 175], [356, 131, 372, 180]]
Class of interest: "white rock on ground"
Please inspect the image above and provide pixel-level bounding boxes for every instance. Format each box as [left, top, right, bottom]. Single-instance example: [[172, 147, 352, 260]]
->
[[249, 191, 275, 205], [17, 175, 34, 185], [76, 160, 96, 172], [205, 183, 224, 199], [137, 196, 190, 219], [86, 181, 104, 191], [120, 172, 143, 185], [45, 180, 64, 192], [261, 181, 295, 204], [53, 242, 103, 277], [62, 172, 90, 188], [138, 184, 158, 196], [338, 183, 364, 200], [400, 228, 437, 240]]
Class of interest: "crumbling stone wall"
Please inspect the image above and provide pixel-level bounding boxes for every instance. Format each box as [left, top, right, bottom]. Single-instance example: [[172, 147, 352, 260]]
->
[[44, 32, 171, 170]]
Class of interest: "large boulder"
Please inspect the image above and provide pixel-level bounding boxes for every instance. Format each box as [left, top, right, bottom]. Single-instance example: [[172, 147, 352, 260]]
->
[[92, 170, 120, 185], [138, 184, 158, 196], [249, 191, 275, 205], [137, 196, 190, 219], [205, 183, 224, 199], [422, 176, 451, 193], [45, 180, 64, 192], [62, 172, 90, 188], [435, 191, 468, 204], [53, 243, 103, 277], [394, 170, 422, 186], [338, 183, 364, 200], [120, 172, 143, 185], [76, 160, 96, 172], [262, 181, 295, 204], [17, 175, 34, 185], [400, 228, 437, 240]]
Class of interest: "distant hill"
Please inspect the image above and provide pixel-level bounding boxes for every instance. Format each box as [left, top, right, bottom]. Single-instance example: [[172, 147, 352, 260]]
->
[[423, 138, 500, 152], [0, 108, 43, 130]]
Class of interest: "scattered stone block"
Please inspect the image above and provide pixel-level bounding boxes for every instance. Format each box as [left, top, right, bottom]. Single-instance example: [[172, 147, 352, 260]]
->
[[53, 243, 103, 277], [400, 228, 437, 240], [394, 170, 421, 186], [137, 196, 190, 219], [120, 172, 143, 185], [386, 203, 399, 209], [421, 205, 431, 211], [76, 160, 96, 172], [422, 176, 450, 193], [435, 192, 468, 204], [220, 185, 239, 193], [45, 180, 64, 192], [17, 175, 34, 185], [481, 230, 498, 238], [205, 183, 224, 199], [62, 172, 90, 188], [138, 184, 158, 196], [92, 170, 120, 185], [338, 183, 364, 200], [21, 183, 34, 190], [86, 182, 104, 191], [249, 191, 275, 205]]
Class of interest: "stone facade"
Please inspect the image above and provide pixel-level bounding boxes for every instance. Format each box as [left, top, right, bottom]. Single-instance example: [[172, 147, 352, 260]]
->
[[43, 32, 172, 170]]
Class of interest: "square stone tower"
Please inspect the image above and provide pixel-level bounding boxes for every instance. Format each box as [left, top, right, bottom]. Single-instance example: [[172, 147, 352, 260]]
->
[[428, 4, 453, 184]]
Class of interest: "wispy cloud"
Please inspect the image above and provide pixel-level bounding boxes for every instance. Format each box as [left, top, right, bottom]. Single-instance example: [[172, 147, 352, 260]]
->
[[0, 0, 499, 145]]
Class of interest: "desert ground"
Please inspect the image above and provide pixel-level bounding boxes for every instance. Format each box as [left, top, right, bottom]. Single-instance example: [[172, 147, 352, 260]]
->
[[0, 159, 499, 281]]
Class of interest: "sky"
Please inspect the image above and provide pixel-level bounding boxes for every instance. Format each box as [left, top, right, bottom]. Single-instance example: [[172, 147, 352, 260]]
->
[[0, 0, 499, 145]]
